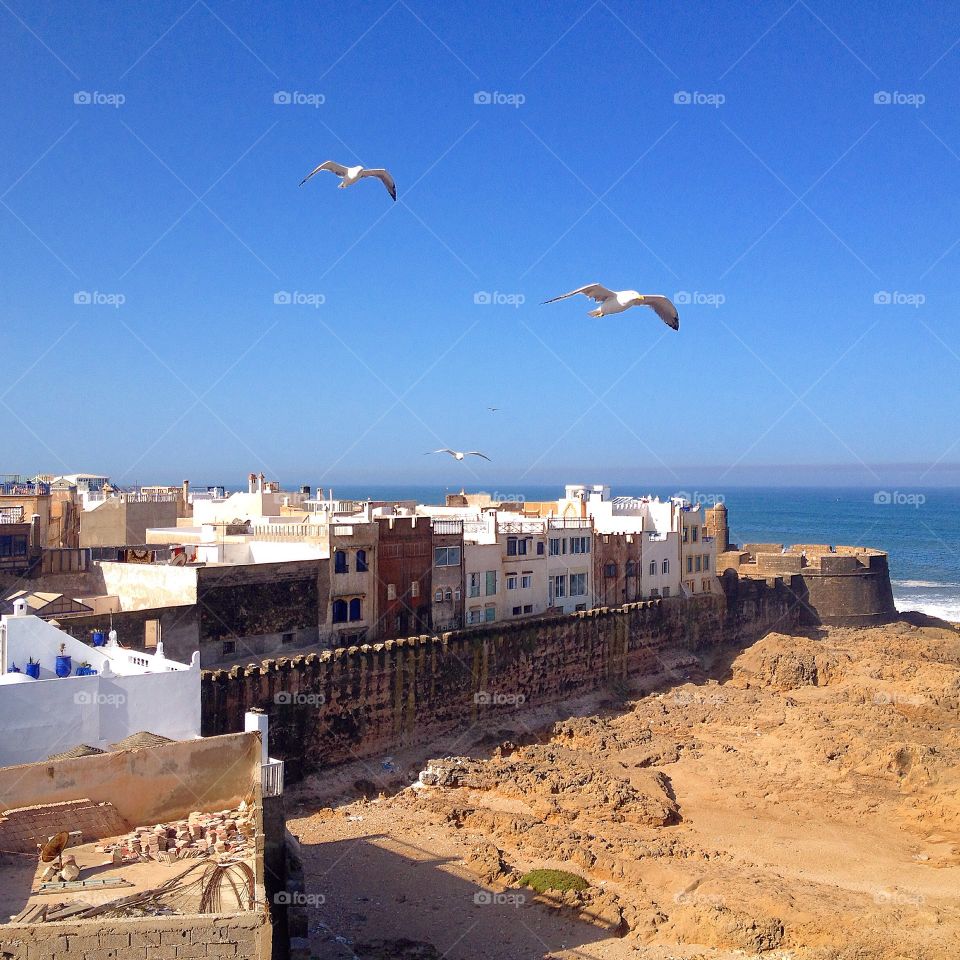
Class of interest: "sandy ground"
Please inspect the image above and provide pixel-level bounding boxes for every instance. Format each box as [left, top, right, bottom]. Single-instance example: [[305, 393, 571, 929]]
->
[[287, 616, 960, 959]]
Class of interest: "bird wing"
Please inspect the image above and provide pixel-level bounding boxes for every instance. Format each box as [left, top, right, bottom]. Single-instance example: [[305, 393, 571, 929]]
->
[[358, 168, 397, 200], [427, 448, 458, 457], [639, 295, 680, 330], [299, 161, 349, 186], [543, 283, 615, 305], [465, 451, 491, 461]]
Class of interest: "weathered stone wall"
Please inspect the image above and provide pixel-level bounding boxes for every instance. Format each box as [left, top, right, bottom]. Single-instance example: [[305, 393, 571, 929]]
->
[[201, 576, 800, 776], [0, 910, 270, 960]]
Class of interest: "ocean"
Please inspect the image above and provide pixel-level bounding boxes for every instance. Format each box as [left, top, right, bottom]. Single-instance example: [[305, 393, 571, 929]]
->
[[283, 483, 959, 623]]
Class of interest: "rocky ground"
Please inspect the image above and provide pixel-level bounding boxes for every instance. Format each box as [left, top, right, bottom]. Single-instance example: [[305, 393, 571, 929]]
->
[[287, 615, 960, 959]]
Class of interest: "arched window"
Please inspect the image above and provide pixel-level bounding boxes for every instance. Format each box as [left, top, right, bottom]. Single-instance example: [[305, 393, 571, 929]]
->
[[434, 589, 443, 602], [662, 559, 670, 575], [444, 588, 453, 601], [356, 549, 368, 572], [332, 599, 347, 623], [334, 550, 348, 574], [349, 598, 362, 621]]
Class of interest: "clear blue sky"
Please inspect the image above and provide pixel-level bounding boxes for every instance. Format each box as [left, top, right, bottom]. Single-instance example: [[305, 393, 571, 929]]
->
[[2, 0, 959, 488]]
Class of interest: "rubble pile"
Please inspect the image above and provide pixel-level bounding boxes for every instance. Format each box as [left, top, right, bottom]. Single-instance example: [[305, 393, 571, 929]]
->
[[93, 800, 256, 865]]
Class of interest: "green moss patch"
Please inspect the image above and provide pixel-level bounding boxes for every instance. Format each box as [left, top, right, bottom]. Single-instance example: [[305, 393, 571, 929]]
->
[[519, 869, 589, 894]]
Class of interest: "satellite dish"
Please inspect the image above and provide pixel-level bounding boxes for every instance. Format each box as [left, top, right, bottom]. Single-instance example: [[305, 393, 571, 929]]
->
[[40, 831, 70, 864]]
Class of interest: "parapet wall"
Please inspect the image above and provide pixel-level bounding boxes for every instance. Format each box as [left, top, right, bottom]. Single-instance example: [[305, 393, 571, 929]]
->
[[201, 576, 800, 776]]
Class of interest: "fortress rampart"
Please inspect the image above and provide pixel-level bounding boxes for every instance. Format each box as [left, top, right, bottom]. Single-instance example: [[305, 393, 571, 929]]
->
[[717, 544, 896, 627], [201, 575, 802, 776]]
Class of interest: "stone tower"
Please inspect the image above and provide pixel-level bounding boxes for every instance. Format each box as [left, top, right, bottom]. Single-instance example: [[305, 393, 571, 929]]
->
[[705, 502, 730, 552]]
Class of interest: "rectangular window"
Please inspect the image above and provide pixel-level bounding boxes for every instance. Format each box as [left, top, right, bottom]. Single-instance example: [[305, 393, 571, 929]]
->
[[387, 583, 397, 600], [549, 538, 561, 556], [485, 570, 497, 595], [468, 608, 481, 625], [662, 586, 671, 598], [695, 555, 702, 572], [521, 573, 532, 589], [454, 588, 461, 601], [468, 572, 481, 598], [570, 536, 590, 554], [662, 559, 669, 575], [552, 575, 566, 599], [512, 605, 521, 616], [687, 556, 693, 573], [575, 602, 587, 612], [411, 580, 420, 597], [569, 573, 586, 596], [281, 631, 294, 645], [434, 546, 461, 566], [692, 526, 699, 543], [536, 542, 545, 555], [650, 588, 660, 598], [649, 560, 657, 576], [507, 537, 517, 556], [484, 605, 496, 622], [703, 554, 710, 571], [604, 563, 616, 578], [702, 579, 711, 592], [523, 604, 532, 614], [435, 589, 443, 602], [506, 574, 517, 590], [683, 527, 689, 543], [222, 640, 236, 656]]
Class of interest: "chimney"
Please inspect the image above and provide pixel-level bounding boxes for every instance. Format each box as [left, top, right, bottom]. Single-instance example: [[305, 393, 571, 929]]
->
[[30, 514, 41, 549], [258, 472, 265, 494], [248, 473, 256, 494], [181, 479, 190, 506], [245, 708, 269, 764]]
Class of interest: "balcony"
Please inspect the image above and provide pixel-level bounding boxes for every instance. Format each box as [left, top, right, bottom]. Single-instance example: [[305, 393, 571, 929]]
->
[[262, 758, 285, 797], [547, 518, 592, 529], [432, 519, 464, 535]]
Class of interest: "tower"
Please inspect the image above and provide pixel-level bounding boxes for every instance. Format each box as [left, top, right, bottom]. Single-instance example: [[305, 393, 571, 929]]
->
[[705, 502, 729, 552]]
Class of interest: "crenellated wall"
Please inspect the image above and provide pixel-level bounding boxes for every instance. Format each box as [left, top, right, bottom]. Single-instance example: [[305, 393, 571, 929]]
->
[[201, 574, 801, 776]]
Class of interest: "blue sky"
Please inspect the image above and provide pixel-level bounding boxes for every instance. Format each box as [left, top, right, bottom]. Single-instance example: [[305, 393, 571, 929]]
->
[[1, 0, 959, 488]]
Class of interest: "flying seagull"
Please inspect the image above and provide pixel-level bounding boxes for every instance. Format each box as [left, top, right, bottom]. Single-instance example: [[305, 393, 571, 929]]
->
[[299, 161, 397, 201], [426, 449, 491, 461], [544, 284, 679, 330]]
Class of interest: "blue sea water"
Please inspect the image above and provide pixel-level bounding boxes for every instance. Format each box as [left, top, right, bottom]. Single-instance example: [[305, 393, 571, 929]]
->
[[217, 482, 960, 622]]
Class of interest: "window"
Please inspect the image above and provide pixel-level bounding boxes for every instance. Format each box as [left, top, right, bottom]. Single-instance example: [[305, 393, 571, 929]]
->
[[334, 550, 348, 574], [682, 527, 689, 543], [144, 619, 159, 649], [349, 598, 362, 621], [604, 563, 617, 578], [692, 526, 699, 543], [662, 586, 671, 598], [282, 631, 295, 645], [434, 546, 461, 567], [703, 554, 710, 571], [444, 588, 453, 601], [569, 573, 587, 596], [686, 556, 693, 573], [626, 560, 635, 577], [506, 537, 527, 556], [512, 605, 521, 616], [332, 599, 348, 623], [0, 506, 24, 523], [484, 605, 496, 622], [521, 572, 532, 589], [468, 608, 481, 625], [523, 604, 533, 614], [468, 572, 481, 598], [702, 579, 712, 593], [435, 589, 443, 602], [0, 536, 27, 558], [662, 559, 670, 575], [387, 583, 397, 601], [552, 575, 566, 599], [695, 555, 702, 572], [454, 588, 461, 601], [686, 580, 695, 593], [536, 542, 545, 555], [411, 580, 420, 598], [485, 570, 497, 596], [356, 549, 368, 572], [575, 602, 587, 612], [650, 588, 660, 598], [506, 573, 517, 590], [570, 536, 590, 554], [649, 560, 657, 576], [549, 537, 561, 556], [222, 640, 236, 656]]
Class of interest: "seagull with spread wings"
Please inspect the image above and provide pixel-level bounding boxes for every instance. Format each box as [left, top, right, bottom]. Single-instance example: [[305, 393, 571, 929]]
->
[[544, 284, 679, 330], [426, 449, 491, 462], [299, 161, 397, 201]]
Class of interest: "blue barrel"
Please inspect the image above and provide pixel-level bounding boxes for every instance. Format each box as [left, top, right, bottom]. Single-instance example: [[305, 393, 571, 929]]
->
[[55, 655, 72, 678], [92, 631, 105, 647]]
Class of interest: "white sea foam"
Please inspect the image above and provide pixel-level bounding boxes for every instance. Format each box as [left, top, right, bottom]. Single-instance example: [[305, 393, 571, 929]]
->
[[893, 579, 958, 589], [895, 597, 960, 623]]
